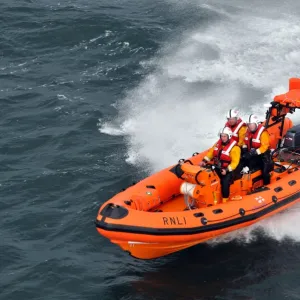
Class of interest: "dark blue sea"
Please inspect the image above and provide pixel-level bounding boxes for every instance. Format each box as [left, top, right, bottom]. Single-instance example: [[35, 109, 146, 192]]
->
[[1, 0, 300, 299]]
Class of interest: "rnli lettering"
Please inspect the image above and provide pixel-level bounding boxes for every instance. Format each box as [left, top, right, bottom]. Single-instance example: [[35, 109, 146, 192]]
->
[[162, 216, 187, 225]]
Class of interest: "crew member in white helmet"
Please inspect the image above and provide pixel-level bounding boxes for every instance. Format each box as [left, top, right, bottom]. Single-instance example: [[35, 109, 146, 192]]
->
[[242, 114, 273, 185], [199, 127, 241, 203], [225, 108, 247, 147]]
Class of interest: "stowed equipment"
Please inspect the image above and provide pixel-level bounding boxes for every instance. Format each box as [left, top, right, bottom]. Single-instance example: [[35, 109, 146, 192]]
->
[[177, 160, 260, 209], [179, 161, 221, 209]]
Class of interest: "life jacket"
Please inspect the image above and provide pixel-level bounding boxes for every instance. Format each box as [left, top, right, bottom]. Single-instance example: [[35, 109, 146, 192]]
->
[[225, 118, 246, 142], [213, 139, 237, 168], [244, 124, 265, 150]]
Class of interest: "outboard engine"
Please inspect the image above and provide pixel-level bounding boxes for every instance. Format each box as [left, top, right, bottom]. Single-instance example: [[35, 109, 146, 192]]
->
[[282, 124, 300, 151]]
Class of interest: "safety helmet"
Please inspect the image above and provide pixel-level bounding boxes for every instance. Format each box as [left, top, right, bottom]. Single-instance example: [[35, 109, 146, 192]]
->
[[247, 114, 260, 126], [226, 108, 239, 119], [219, 126, 233, 139], [247, 114, 260, 132]]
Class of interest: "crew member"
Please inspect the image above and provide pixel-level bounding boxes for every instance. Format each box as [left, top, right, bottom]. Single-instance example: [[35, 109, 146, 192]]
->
[[199, 127, 241, 203], [225, 108, 247, 147], [242, 114, 273, 185]]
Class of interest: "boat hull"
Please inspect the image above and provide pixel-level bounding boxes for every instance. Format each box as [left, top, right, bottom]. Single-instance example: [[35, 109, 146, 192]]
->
[[96, 187, 300, 259], [94, 78, 300, 259]]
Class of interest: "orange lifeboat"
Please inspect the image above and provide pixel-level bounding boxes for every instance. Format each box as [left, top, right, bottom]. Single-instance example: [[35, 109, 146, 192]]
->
[[95, 78, 300, 260]]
